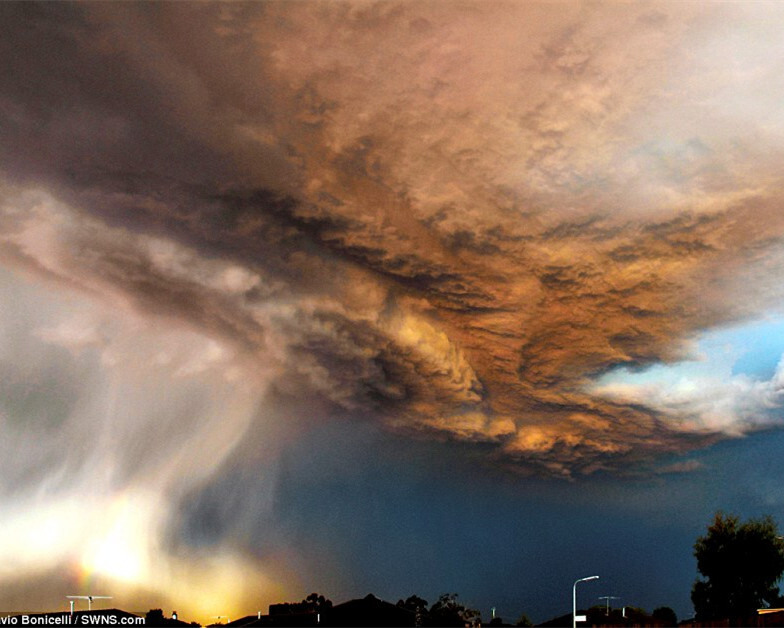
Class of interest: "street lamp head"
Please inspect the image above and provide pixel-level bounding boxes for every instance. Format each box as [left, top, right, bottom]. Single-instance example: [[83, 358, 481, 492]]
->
[[573, 576, 600, 628]]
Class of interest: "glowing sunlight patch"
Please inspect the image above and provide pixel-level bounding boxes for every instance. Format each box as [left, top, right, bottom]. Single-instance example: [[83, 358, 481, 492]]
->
[[80, 494, 156, 585]]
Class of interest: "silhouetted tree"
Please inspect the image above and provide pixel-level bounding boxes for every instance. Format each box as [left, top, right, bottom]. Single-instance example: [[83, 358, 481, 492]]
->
[[652, 606, 677, 625], [303, 592, 333, 613], [145, 609, 191, 626], [514, 613, 533, 627], [428, 593, 479, 627], [692, 512, 784, 621], [146, 609, 165, 625], [398, 595, 429, 627]]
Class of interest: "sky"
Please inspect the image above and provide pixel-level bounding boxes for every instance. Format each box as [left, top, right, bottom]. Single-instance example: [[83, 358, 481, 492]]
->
[[2, 1, 784, 624]]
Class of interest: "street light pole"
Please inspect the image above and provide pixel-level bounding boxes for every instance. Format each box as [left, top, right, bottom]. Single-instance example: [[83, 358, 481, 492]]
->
[[573, 576, 599, 628]]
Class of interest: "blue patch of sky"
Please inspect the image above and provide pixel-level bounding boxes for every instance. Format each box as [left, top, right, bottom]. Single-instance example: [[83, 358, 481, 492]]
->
[[597, 315, 784, 389], [726, 318, 784, 379]]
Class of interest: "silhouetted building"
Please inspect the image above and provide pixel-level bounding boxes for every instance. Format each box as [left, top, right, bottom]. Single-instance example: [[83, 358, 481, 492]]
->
[[146, 608, 194, 626], [537, 607, 674, 627], [269, 602, 315, 616], [231, 594, 416, 627], [227, 608, 318, 627], [679, 610, 784, 627], [321, 594, 416, 627], [226, 613, 263, 627], [758, 608, 784, 627]]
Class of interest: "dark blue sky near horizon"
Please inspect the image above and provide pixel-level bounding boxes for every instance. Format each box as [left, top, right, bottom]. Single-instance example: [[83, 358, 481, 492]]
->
[[3, 2, 784, 624], [178, 410, 784, 624]]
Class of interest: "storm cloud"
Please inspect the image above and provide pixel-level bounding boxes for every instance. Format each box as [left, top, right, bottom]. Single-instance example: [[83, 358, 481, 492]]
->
[[4, 0, 784, 618]]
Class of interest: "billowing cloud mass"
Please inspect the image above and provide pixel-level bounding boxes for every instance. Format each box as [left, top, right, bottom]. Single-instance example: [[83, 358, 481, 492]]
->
[[3, 0, 784, 618]]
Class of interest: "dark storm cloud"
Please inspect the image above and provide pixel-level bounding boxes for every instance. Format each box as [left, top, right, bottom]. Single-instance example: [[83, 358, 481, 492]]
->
[[3, 0, 784, 486]]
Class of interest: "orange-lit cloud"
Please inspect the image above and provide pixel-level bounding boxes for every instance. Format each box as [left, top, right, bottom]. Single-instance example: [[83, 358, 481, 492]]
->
[[4, 1, 784, 472]]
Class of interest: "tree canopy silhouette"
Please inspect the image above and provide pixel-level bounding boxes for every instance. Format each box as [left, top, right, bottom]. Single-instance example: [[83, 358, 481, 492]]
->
[[303, 592, 333, 612], [397, 595, 428, 625], [428, 593, 480, 627], [692, 512, 784, 621], [651, 606, 677, 626]]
